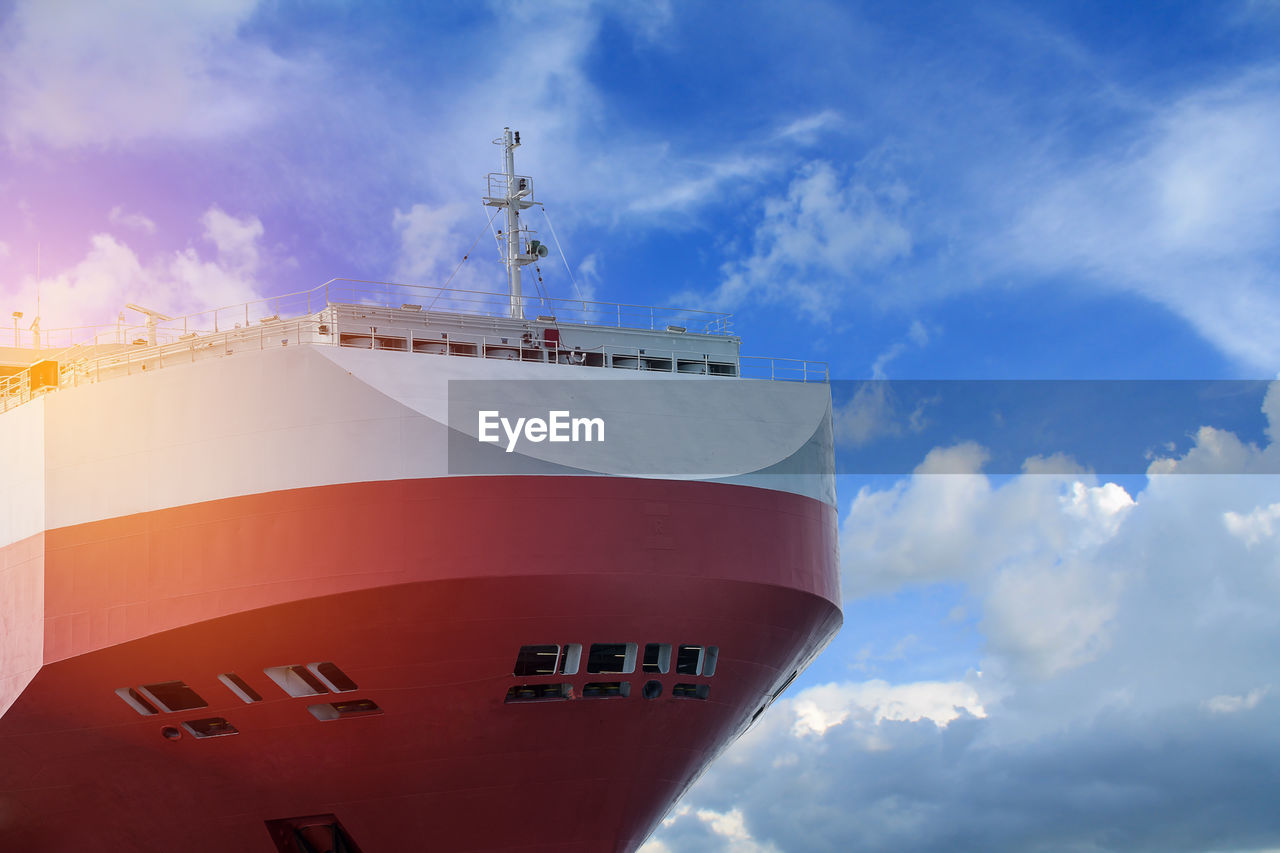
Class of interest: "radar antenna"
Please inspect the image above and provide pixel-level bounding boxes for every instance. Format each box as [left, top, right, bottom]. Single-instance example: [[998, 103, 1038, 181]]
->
[[125, 303, 174, 347]]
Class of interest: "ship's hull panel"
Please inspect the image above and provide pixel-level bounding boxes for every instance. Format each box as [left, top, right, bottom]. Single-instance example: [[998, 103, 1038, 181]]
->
[[0, 476, 840, 851]]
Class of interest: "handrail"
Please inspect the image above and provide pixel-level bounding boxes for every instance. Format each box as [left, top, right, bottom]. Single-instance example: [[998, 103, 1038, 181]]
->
[[3, 278, 734, 352], [326, 279, 733, 334], [2, 280, 827, 414]]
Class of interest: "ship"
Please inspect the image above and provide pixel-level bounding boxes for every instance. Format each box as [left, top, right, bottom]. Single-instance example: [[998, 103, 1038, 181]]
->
[[0, 129, 842, 852]]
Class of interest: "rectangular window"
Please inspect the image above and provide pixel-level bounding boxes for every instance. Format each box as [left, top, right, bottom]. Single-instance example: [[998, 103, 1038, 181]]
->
[[218, 673, 263, 704], [138, 681, 208, 713], [265, 665, 329, 697], [115, 687, 159, 716], [582, 681, 631, 699], [512, 645, 560, 677], [558, 644, 582, 675], [586, 643, 637, 674], [265, 816, 359, 853], [308, 662, 358, 693], [675, 645, 704, 676], [181, 717, 240, 738], [642, 643, 671, 674], [703, 646, 719, 677], [308, 699, 382, 721], [672, 683, 710, 700], [505, 683, 571, 703]]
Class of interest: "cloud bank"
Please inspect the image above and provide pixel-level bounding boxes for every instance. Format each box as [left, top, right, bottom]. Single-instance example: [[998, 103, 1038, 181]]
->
[[644, 385, 1280, 852]]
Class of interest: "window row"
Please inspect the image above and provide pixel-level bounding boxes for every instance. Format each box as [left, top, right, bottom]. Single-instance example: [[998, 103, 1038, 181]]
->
[[505, 680, 710, 704], [153, 698, 384, 743], [115, 661, 361, 717], [512, 643, 719, 678]]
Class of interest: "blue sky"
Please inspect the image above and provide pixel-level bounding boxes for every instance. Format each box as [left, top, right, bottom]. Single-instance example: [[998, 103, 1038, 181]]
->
[[3, 2, 1280, 851]]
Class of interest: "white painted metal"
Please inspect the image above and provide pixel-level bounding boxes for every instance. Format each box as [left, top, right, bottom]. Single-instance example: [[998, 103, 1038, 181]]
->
[[503, 128, 523, 319], [23, 342, 831, 535], [481, 128, 541, 320]]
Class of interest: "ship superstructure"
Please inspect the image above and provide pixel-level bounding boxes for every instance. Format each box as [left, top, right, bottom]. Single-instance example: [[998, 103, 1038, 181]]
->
[[0, 131, 841, 852]]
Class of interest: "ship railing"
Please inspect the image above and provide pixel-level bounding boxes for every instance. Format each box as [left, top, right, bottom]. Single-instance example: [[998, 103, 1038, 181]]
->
[[326, 279, 733, 335], [0, 281, 827, 412], [738, 356, 830, 383], [3, 278, 733, 356], [484, 172, 534, 203], [330, 326, 750, 376], [51, 317, 323, 391], [8, 317, 828, 402], [324, 327, 826, 381], [0, 371, 28, 412]]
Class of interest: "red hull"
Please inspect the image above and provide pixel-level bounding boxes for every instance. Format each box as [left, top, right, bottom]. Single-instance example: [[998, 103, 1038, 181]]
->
[[0, 476, 840, 851]]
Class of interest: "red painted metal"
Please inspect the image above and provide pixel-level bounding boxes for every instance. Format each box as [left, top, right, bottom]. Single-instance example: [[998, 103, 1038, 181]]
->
[[0, 476, 840, 851]]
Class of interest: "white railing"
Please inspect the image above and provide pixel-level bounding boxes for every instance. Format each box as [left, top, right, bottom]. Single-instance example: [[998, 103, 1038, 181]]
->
[[2, 280, 825, 413], [485, 172, 534, 202], [738, 356, 830, 383], [4, 279, 733, 351], [327, 279, 733, 334]]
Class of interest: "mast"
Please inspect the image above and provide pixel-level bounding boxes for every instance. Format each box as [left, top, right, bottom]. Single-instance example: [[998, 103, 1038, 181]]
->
[[502, 129, 523, 319], [484, 128, 545, 320]]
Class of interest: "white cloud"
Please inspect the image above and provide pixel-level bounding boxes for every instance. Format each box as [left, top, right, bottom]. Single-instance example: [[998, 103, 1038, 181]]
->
[[793, 679, 986, 736], [692, 161, 911, 317], [0, 0, 301, 148], [1061, 480, 1135, 545], [1205, 687, 1270, 714], [835, 382, 901, 447], [869, 320, 931, 380], [107, 206, 157, 235], [695, 808, 783, 853], [648, 805, 785, 853], [1147, 423, 1280, 475], [1000, 68, 1280, 370], [1224, 502, 1280, 546], [390, 202, 505, 305], [645, 389, 1280, 852], [200, 206, 262, 275], [573, 253, 602, 303], [982, 555, 1123, 678], [9, 206, 273, 339], [627, 156, 775, 216], [775, 110, 844, 144]]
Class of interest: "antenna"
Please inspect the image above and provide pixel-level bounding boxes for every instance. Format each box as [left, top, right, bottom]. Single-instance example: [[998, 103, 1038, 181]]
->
[[483, 128, 541, 320], [125, 303, 174, 347]]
